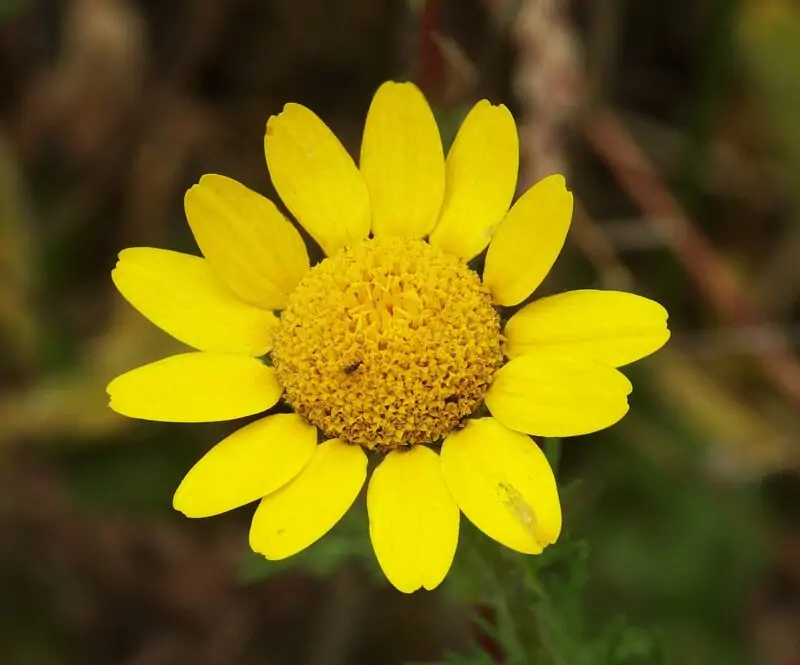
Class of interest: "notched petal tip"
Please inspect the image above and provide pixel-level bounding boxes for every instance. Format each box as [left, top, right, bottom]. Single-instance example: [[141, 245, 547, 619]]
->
[[183, 179, 209, 217], [113, 246, 160, 269], [264, 103, 297, 135], [477, 98, 513, 117], [172, 490, 193, 517], [107, 391, 137, 419], [543, 173, 574, 206], [618, 371, 634, 395], [115, 247, 133, 264], [183, 182, 199, 202], [377, 80, 419, 94], [184, 174, 230, 204], [183, 173, 217, 196], [543, 172, 569, 191], [655, 301, 670, 323], [483, 173, 574, 306]]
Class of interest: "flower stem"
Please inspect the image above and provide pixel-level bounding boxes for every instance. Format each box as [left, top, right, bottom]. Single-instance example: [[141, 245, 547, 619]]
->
[[543, 438, 562, 476]]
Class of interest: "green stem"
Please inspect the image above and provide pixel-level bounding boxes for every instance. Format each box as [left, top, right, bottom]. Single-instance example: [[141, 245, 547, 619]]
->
[[544, 438, 562, 477]]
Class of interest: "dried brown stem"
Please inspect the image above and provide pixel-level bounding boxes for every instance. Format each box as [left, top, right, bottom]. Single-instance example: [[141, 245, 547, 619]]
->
[[584, 106, 800, 408]]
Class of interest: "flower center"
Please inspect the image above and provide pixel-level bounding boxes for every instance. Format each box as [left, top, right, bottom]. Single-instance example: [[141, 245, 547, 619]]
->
[[270, 238, 503, 450]]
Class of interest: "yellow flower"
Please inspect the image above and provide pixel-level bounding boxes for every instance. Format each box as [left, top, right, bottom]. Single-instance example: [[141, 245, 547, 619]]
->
[[107, 81, 669, 593]]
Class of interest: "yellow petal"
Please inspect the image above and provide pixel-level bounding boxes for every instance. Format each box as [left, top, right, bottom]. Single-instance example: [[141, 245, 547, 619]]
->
[[112, 248, 278, 356], [429, 101, 519, 259], [265, 104, 370, 256], [173, 414, 317, 518], [441, 417, 561, 554], [360, 81, 445, 238], [249, 439, 366, 559], [184, 174, 309, 310], [107, 352, 282, 422], [482, 174, 574, 306], [367, 446, 459, 593], [485, 349, 632, 436], [505, 289, 670, 366]]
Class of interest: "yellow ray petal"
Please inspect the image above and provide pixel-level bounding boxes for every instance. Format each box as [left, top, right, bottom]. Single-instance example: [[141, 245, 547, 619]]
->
[[505, 289, 670, 366], [112, 248, 278, 356], [173, 414, 317, 518], [107, 352, 282, 422], [184, 174, 309, 310], [265, 104, 370, 256], [485, 349, 632, 436], [482, 174, 573, 306], [360, 81, 445, 239], [367, 446, 459, 593], [429, 100, 519, 259], [441, 417, 561, 554], [249, 439, 366, 560]]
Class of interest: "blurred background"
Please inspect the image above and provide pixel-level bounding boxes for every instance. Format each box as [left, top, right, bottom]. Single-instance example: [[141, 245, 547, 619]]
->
[[1, 0, 800, 663]]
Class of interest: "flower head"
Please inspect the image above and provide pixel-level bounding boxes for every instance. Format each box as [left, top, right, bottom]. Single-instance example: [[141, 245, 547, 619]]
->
[[272, 236, 503, 449], [108, 81, 669, 593]]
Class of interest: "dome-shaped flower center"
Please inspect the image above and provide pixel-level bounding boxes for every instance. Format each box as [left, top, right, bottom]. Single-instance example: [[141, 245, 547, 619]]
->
[[270, 238, 503, 450]]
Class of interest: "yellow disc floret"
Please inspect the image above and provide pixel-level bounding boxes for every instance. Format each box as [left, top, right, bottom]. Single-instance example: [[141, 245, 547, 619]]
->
[[271, 238, 503, 450]]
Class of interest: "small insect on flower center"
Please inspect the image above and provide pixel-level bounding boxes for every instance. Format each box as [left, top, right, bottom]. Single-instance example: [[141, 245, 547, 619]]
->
[[271, 238, 503, 450]]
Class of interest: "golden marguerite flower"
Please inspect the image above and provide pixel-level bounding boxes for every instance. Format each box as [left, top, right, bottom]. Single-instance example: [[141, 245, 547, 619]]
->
[[108, 81, 669, 593]]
